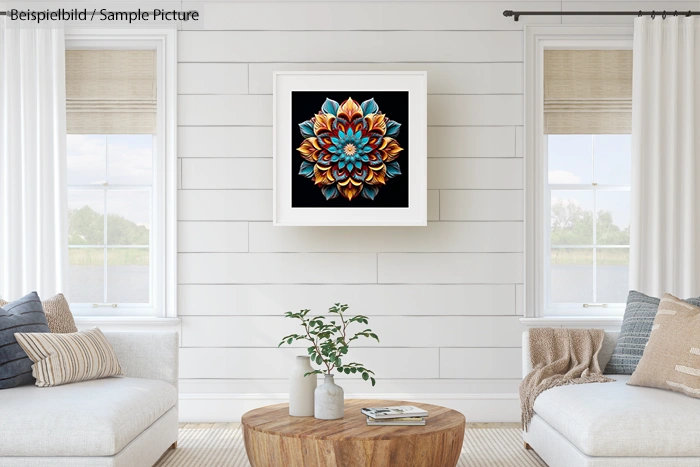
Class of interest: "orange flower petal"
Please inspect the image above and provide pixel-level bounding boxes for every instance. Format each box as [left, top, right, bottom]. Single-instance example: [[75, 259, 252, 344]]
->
[[338, 181, 362, 201], [313, 113, 335, 135], [365, 113, 387, 135], [313, 165, 333, 185], [297, 138, 320, 162], [380, 137, 403, 162], [337, 97, 363, 121]]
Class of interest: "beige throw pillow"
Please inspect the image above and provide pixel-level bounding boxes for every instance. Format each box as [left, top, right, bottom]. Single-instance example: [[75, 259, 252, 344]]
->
[[0, 293, 77, 333], [14, 327, 123, 387], [629, 293, 700, 398]]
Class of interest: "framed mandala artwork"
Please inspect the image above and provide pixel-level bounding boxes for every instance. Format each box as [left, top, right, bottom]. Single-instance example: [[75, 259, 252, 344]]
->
[[273, 71, 427, 226]]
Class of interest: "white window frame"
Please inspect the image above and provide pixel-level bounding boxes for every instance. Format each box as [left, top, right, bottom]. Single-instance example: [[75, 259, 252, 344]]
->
[[523, 25, 632, 321], [65, 29, 177, 319]]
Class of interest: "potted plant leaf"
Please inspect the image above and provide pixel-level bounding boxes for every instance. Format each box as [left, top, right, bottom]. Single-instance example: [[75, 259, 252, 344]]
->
[[279, 303, 379, 420]]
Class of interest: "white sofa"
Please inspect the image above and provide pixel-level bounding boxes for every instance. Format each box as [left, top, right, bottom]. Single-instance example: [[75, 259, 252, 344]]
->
[[0, 331, 179, 467], [522, 331, 700, 467]]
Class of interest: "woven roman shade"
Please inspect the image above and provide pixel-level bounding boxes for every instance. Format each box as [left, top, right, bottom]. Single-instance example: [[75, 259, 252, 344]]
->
[[66, 50, 156, 134], [544, 50, 632, 134]]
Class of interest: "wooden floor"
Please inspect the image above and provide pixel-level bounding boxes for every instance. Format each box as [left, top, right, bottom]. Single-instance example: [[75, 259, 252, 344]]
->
[[179, 422, 520, 429]]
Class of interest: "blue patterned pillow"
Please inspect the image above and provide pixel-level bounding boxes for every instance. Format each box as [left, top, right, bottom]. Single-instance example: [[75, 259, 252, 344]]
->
[[0, 292, 50, 389], [605, 291, 700, 374]]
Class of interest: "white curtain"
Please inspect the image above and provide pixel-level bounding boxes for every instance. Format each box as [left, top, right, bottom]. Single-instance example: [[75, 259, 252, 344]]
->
[[630, 17, 700, 297], [0, 20, 68, 300]]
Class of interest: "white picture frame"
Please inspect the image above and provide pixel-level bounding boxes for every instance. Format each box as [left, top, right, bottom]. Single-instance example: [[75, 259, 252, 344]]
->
[[273, 71, 427, 226]]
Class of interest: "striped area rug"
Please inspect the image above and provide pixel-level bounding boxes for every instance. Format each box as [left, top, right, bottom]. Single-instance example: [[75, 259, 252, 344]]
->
[[156, 425, 546, 467]]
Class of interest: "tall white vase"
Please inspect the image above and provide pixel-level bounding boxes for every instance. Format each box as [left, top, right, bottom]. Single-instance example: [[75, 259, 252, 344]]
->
[[314, 374, 344, 420], [289, 356, 316, 417]]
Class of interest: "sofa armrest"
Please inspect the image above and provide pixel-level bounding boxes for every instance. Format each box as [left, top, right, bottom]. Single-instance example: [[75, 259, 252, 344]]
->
[[103, 331, 179, 390]]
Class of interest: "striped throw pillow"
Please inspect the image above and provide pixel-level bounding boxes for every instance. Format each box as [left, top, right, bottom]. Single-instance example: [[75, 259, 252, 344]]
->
[[1, 294, 77, 334], [629, 294, 700, 398], [14, 327, 123, 387]]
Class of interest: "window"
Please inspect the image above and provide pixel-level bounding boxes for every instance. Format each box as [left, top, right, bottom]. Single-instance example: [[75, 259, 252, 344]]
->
[[523, 26, 634, 319], [547, 134, 631, 312], [64, 30, 177, 317], [67, 134, 154, 307]]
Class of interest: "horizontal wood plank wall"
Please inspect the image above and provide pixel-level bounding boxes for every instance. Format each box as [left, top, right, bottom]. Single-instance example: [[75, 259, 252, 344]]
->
[[175, 0, 560, 423]]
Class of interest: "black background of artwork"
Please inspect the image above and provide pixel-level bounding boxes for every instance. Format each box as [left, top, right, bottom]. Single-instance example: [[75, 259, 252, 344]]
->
[[291, 91, 409, 208]]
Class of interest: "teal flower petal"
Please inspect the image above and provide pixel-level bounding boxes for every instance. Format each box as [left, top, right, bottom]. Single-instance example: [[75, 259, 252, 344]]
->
[[386, 120, 401, 137], [338, 161, 346, 169], [299, 120, 315, 138], [360, 98, 379, 116], [299, 161, 315, 178], [362, 184, 379, 200], [386, 161, 401, 178], [322, 98, 340, 116], [321, 185, 339, 200]]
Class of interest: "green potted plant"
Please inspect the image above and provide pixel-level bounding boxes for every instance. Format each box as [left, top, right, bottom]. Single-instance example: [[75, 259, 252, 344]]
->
[[279, 303, 379, 420]]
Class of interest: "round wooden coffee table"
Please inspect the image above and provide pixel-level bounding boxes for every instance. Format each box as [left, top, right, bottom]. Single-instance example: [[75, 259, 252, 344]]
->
[[241, 399, 465, 467]]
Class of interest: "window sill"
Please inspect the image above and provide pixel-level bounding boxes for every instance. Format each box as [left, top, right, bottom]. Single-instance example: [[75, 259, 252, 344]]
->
[[74, 316, 181, 332], [520, 316, 622, 329]]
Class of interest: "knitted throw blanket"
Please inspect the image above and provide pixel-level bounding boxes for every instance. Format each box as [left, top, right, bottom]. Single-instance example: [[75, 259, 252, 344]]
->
[[520, 328, 614, 431]]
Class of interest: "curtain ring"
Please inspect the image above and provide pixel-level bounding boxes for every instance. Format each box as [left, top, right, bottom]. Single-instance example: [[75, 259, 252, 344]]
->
[[662, 11, 667, 19], [638, 10, 642, 17], [674, 10, 678, 17], [651, 10, 655, 19], [687, 10, 692, 17]]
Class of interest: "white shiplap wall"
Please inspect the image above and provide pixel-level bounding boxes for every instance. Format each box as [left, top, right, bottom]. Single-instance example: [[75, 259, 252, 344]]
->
[[33, 0, 693, 422], [174, 0, 546, 423]]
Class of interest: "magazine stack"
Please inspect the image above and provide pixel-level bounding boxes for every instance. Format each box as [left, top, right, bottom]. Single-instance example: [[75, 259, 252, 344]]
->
[[361, 405, 428, 426]]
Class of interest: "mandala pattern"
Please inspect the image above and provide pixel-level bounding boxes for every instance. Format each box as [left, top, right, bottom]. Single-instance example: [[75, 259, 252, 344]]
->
[[296, 97, 403, 201]]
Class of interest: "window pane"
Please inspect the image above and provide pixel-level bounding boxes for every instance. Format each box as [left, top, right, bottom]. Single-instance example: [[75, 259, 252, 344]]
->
[[594, 135, 631, 186], [596, 191, 630, 245], [68, 248, 104, 303], [108, 135, 153, 185], [551, 248, 593, 303], [67, 135, 106, 185], [68, 191, 104, 245], [551, 191, 594, 245], [106, 248, 149, 304], [548, 135, 592, 184], [106, 191, 150, 245], [596, 248, 629, 303]]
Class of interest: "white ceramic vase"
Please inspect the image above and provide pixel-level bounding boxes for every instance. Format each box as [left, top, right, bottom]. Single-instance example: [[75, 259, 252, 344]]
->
[[289, 356, 317, 417], [314, 374, 344, 420]]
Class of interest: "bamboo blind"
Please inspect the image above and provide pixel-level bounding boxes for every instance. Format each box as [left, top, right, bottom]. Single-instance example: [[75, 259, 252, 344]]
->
[[544, 50, 632, 134], [66, 50, 156, 134]]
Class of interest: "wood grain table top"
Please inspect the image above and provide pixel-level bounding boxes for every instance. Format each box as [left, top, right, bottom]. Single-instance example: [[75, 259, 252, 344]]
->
[[241, 399, 466, 441]]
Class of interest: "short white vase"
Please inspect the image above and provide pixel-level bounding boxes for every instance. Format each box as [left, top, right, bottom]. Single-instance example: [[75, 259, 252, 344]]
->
[[314, 374, 344, 420], [289, 356, 317, 417]]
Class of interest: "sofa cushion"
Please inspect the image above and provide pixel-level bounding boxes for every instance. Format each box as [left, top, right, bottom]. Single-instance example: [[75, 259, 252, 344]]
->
[[533, 375, 700, 457], [629, 294, 700, 399], [605, 290, 700, 375], [0, 377, 177, 456], [0, 293, 78, 333], [16, 327, 123, 387], [0, 292, 50, 389]]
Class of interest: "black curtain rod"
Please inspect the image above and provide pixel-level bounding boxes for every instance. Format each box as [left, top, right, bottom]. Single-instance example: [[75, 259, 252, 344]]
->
[[504, 10, 700, 21]]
